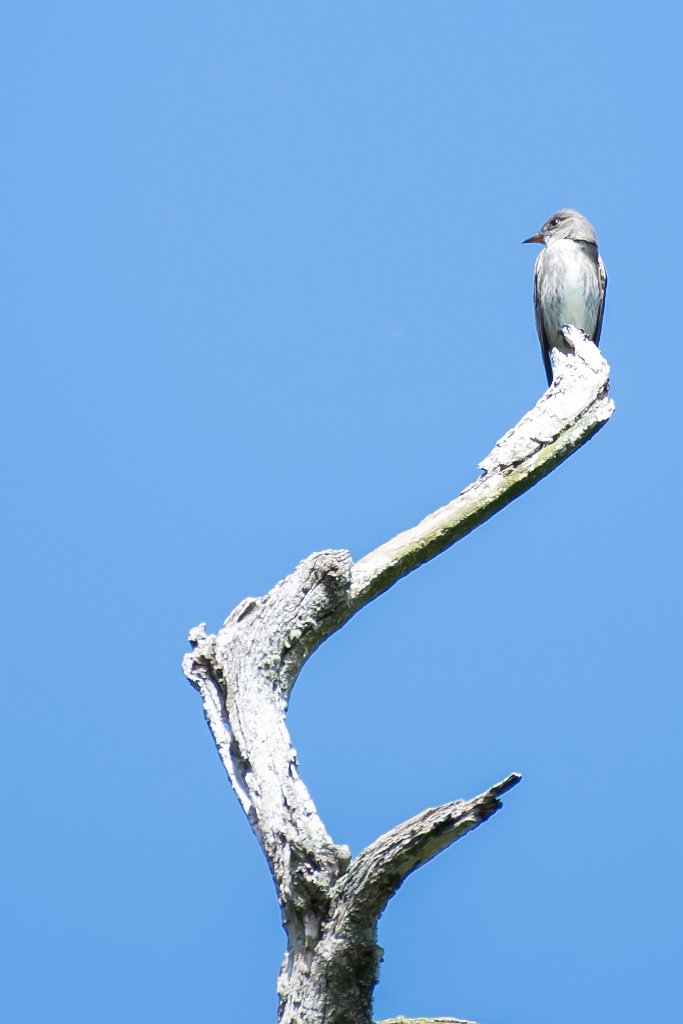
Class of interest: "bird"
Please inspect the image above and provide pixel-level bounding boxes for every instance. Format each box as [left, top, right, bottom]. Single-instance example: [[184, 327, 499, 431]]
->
[[523, 209, 607, 385]]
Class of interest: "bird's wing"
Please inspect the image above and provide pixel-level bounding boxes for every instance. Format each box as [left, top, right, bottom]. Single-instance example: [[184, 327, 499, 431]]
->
[[533, 249, 553, 386], [593, 254, 608, 346]]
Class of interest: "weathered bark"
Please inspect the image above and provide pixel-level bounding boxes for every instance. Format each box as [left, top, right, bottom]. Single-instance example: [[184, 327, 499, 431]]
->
[[377, 1019, 478, 1024], [377, 1018, 478, 1024], [183, 330, 613, 1024]]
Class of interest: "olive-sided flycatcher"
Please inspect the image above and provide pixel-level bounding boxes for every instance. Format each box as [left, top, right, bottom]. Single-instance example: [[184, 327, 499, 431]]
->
[[523, 209, 607, 385]]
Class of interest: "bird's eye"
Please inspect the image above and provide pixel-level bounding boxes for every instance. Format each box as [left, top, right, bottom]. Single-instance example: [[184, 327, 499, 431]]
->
[[550, 218, 560, 227]]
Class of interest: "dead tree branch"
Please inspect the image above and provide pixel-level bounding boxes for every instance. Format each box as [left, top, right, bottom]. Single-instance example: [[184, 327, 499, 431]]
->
[[183, 332, 613, 1024]]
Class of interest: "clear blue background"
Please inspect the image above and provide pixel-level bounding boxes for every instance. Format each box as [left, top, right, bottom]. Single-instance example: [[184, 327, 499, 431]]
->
[[3, 3, 681, 1021]]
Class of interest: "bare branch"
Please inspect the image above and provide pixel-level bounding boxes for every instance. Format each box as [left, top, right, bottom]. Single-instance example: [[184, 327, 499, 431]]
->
[[182, 336, 613, 1023], [290, 778, 520, 1024], [333, 774, 521, 928], [183, 592, 351, 941], [348, 330, 612, 610]]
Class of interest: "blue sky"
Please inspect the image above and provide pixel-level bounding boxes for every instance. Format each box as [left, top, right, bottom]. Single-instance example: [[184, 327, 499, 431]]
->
[[3, 3, 681, 1021]]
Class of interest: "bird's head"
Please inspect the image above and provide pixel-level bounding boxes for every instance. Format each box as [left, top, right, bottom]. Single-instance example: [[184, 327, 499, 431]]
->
[[523, 209, 598, 246]]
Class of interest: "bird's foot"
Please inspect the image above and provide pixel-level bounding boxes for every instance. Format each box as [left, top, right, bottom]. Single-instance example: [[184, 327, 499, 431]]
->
[[560, 324, 577, 352]]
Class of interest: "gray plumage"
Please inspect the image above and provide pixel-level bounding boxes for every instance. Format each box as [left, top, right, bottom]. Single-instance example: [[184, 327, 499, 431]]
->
[[524, 209, 607, 385]]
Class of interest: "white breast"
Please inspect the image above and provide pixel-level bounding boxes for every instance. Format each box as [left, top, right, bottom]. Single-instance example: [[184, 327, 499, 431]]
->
[[538, 239, 601, 338]]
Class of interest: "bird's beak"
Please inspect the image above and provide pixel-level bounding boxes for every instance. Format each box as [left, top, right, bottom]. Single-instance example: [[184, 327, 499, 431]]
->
[[522, 232, 544, 244]]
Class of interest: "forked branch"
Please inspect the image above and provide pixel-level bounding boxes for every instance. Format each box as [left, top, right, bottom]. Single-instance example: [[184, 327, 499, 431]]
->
[[183, 332, 613, 1024]]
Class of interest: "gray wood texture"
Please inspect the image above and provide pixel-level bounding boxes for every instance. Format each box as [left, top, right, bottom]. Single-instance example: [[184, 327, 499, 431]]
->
[[183, 329, 613, 1023]]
